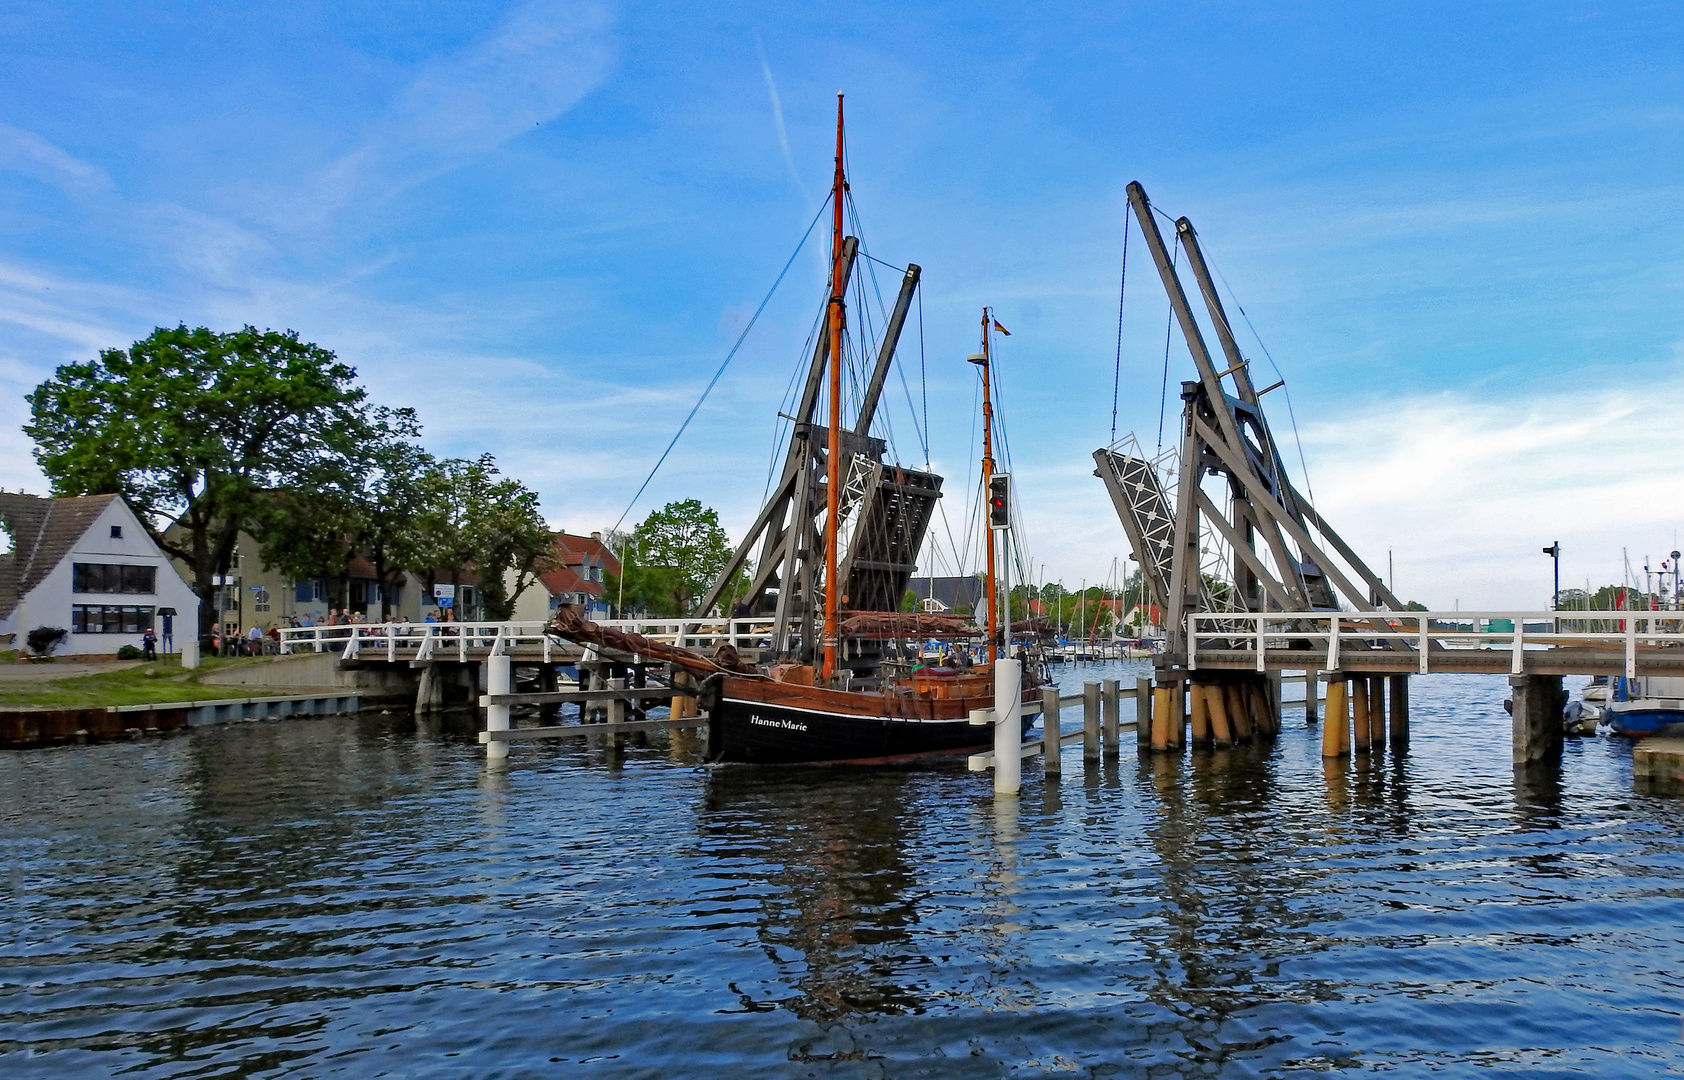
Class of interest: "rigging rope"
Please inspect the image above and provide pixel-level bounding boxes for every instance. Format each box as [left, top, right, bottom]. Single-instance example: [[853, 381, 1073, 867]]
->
[[1205, 253, 1318, 515], [610, 196, 830, 537], [917, 286, 929, 471], [1155, 238, 1179, 457], [1110, 214, 1130, 444]]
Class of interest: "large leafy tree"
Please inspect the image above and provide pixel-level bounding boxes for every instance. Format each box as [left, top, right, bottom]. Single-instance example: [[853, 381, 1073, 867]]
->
[[409, 454, 552, 621], [253, 423, 432, 620], [26, 325, 387, 638], [609, 499, 739, 616]]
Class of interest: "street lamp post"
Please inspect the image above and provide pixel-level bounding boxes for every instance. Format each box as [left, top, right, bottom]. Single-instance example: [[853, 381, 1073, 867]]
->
[[1542, 541, 1561, 631]]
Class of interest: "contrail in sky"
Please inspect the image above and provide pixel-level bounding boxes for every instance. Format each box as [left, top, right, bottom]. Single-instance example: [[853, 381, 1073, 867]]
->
[[754, 31, 809, 204]]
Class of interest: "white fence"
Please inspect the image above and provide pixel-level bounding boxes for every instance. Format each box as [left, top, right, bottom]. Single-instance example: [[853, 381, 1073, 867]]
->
[[277, 617, 781, 663], [1187, 610, 1684, 679]]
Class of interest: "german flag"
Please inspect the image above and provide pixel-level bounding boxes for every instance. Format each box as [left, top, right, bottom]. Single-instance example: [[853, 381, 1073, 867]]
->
[[992, 319, 1011, 336]]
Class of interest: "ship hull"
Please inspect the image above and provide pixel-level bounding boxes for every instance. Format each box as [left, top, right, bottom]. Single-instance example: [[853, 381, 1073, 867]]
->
[[704, 675, 1038, 765]]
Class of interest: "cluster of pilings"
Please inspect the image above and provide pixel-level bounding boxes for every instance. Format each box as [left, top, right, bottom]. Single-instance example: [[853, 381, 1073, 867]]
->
[[1140, 673, 1283, 751], [1319, 673, 1410, 759]]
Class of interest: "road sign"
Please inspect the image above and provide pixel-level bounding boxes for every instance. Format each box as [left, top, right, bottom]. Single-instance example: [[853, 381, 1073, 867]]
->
[[434, 584, 456, 599], [437, 596, 453, 608]]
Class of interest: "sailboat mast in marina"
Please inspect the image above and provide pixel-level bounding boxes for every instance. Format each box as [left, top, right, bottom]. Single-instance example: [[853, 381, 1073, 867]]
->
[[821, 93, 847, 686]]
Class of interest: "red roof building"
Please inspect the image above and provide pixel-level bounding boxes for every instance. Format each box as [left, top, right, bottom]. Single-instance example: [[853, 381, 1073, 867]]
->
[[511, 531, 623, 621]]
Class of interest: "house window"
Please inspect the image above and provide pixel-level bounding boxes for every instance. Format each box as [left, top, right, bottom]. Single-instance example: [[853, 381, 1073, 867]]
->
[[72, 563, 156, 595], [294, 578, 326, 603], [110, 525, 123, 539], [72, 604, 156, 634], [253, 588, 271, 613]]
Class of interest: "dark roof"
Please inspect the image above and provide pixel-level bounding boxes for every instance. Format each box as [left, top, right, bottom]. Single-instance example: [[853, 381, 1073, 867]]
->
[[907, 574, 985, 609], [0, 493, 120, 619]]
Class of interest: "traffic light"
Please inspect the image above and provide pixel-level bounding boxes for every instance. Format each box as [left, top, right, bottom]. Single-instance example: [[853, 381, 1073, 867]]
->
[[988, 473, 1010, 530]]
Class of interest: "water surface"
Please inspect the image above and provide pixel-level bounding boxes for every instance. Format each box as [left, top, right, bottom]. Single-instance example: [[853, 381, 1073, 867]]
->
[[4, 666, 1683, 1077]]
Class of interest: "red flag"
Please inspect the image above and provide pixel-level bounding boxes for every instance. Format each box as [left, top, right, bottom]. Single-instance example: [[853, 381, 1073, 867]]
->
[[992, 319, 1011, 336]]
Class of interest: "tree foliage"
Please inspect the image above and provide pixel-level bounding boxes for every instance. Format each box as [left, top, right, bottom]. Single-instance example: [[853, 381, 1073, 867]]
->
[[25, 325, 387, 636], [605, 499, 741, 616], [408, 454, 552, 620]]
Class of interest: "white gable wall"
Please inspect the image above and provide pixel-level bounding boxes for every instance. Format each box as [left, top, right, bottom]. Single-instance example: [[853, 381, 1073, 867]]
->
[[0, 499, 200, 657]]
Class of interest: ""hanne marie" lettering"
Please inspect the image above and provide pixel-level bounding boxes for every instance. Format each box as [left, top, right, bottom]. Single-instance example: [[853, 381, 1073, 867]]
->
[[749, 715, 808, 732]]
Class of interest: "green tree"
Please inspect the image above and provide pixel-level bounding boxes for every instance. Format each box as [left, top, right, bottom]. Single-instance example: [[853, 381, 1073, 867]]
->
[[25, 325, 383, 638], [408, 454, 552, 620], [609, 499, 736, 616], [256, 430, 437, 620]]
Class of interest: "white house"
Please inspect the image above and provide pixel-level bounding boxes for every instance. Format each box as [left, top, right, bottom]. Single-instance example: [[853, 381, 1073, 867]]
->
[[0, 493, 200, 657]]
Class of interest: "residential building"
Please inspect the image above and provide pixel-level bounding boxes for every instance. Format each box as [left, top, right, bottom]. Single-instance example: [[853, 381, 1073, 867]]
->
[[160, 526, 480, 632], [0, 493, 200, 657], [509, 531, 622, 622]]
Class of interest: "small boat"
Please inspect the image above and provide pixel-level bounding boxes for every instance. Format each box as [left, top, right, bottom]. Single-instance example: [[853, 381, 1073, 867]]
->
[[1605, 675, 1684, 738]]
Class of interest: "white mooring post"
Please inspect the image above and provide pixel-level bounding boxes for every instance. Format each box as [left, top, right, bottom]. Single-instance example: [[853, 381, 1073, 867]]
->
[[994, 657, 1022, 796], [486, 652, 511, 761]]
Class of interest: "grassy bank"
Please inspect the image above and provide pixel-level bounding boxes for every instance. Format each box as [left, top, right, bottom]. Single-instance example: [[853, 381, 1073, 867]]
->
[[0, 656, 306, 709]]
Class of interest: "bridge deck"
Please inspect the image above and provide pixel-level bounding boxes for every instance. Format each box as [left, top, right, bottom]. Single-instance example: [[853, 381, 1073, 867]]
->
[[1186, 646, 1684, 677]]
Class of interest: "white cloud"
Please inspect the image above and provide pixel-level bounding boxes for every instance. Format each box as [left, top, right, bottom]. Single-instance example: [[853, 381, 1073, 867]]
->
[[1283, 386, 1683, 608], [0, 123, 111, 192], [289, 0, 616, 230]]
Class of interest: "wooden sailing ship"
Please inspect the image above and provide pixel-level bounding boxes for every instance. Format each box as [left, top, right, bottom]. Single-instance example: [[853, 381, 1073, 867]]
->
[[555, 95, 1043, 765]]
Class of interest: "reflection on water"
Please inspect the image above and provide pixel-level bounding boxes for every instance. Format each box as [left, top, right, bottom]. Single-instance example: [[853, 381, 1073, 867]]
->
[[3, 672, 1684, 1077]]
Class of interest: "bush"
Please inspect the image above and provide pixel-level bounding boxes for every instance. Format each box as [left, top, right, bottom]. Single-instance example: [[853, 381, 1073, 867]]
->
[[116, 644, 144, 660], [26, 626, 67, 659]]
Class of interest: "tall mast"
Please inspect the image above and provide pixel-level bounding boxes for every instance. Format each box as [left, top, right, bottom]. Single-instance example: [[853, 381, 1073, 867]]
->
[[979, 308, 998, 664], [821, 93, 847, 683]]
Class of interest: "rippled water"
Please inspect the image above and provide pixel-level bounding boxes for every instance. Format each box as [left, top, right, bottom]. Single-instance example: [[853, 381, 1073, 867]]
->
[[4, 664, 1684, 1078]]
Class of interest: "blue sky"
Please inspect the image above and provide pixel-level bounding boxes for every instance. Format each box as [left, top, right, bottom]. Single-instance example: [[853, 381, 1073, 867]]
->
[[3, 1, 1682, 608]]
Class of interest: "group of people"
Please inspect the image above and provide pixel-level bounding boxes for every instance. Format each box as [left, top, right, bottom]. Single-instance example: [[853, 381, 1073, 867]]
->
[[208, 624, 282, 657], [286, 610, 366, 628]]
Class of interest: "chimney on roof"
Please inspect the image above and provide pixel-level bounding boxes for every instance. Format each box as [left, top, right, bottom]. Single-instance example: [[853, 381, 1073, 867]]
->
[[591, 531, 601, 541]]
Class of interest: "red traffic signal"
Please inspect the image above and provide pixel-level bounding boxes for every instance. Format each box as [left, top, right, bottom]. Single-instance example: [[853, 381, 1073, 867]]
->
[[988, 473, 1010, 529]]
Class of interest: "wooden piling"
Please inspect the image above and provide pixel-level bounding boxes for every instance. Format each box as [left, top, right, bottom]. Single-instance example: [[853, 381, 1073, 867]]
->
[[1209, 682, 1233, 745], [1369, 675, 1386, 751], [1225, 684, 1252, 741], [1084, 682, 1101, 761], [1189, 683, 1211, 744], [1149, 685, 1170, 750], [1268, 672, 1283, 735], [670, 667, 697, 719], [1321, 677, 1348, 758], [1136, 676, 1153, 750], [1304, 670, 1319, 725], [1246, 681, 1271, 737], [1169, 678, 1186, 748], [1041, 686, 1062, 774], [1388, 673, 1410, 748], [1510, 674, 1566, 765], [1351, 676, 1371, 753], [1101, 679, 1120, 757]]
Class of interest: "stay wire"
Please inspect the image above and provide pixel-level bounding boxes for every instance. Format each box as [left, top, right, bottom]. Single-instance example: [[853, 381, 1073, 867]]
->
[[1206, 249, 1318, 514], [1110, 215, 1130, 445], [1155, 238, 1179, 456], [610, 195, 830, 537]]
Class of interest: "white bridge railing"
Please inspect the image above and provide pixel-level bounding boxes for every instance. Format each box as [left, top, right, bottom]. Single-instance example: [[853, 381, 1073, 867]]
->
[[1188, 610, 1684, 679], [278, 617, 780, 663]]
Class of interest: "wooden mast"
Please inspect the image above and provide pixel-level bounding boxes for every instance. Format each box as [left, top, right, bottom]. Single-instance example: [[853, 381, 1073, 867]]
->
[[978, 308, 998, 664], [821, 93, 847, 683]]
